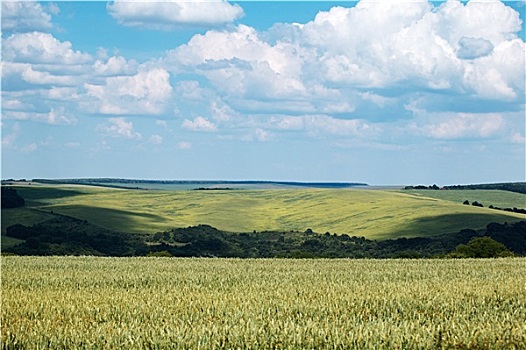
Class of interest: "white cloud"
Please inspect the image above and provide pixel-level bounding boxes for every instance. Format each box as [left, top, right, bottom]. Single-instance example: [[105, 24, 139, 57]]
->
[[303, 115, 374, 137], [149, 134, 163, 145], [177, 141, 192, 150], [2, 32, 92, 65], [1, 123, 21, 148], [182, 116, 217, 131], [84, 68, 173, 115], [21, 143, 38, 154], [266, 114, 376, 138], [432, 114, 503, 139], [242, 128, 272, 142], [1, 2, 54, 33], [2, 108, 77, 125], [93, 56, 138, 76], [463, 39, 524, 101], [2, 99, 26, 110], [270, 116, 304, 131], [359, 92, 396, 108], [411, 112, 504, 139], [167, 24, 308, 99], [166, 0, 524, 118], [20, 65, 79, 86], [99, 117, 142, 139], [107, 0, 244, 30], [511, 132, 526, 144]]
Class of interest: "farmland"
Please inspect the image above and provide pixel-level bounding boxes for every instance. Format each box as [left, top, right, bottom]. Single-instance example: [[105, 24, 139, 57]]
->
[[4, 183, 525, 241], [2, 256, 525, 349]]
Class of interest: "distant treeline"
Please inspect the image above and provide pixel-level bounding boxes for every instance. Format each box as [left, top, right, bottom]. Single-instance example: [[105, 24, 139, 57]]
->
[[405, 182, 526, 194], [27, 178, 368, 189], [462, 200, 526, 215], [193, 187, 236, 191], [4, 214, 524, 259]]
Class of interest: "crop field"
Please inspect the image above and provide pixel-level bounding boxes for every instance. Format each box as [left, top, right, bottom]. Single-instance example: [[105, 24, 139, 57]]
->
[[402, 189, 526, 211], [2, 256, 525, 349], [4, 184, 525, 240]]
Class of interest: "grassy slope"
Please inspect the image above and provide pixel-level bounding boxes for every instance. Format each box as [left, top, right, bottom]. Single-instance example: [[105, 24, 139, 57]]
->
[[3, 185, 524, 240], [402, 189, 526, 209]]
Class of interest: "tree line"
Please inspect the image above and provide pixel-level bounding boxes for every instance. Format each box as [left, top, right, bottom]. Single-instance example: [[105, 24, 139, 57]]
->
[[405, 182, 526, 194], [4, 215, 524, 259], [462, 200, 526, 214]]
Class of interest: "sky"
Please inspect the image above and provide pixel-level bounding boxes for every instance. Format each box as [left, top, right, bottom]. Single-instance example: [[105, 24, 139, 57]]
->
[[1, 0, 525, 185]]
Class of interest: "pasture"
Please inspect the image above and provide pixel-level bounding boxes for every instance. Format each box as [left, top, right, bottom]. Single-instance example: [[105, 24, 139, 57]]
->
[[4, 184, 525, 240], [2, 185, 526, 239], [2, 257, 525, 349]]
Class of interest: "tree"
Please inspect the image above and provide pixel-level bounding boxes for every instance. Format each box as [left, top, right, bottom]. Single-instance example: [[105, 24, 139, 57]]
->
[[450, 237, 514, 258], [1, 187, 25, 208]]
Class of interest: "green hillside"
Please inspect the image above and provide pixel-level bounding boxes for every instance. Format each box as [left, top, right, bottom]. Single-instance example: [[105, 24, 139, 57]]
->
[[2, 184, 524, 241], [402, 189, 526, 209]]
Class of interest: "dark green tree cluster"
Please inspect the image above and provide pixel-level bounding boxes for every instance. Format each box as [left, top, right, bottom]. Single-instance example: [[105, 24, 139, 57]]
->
[[449, 237, 514, 258], [405, 182, 526, 194], [443, 182, 526, 194], [5, 216, 145, 256], [4, 214, 525, 258], [1, 187, 25, 208], [462, 199, 526, 214], [404, 184, 440, 190]]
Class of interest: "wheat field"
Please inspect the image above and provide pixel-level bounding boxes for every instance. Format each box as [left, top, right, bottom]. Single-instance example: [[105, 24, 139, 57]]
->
[[2, 256, 525, 349]]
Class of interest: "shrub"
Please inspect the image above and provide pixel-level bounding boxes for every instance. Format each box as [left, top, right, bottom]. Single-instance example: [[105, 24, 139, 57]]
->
[[450, 236, 514, 258]]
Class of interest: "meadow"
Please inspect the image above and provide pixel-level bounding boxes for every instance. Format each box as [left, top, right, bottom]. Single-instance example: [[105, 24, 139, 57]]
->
[[2, 256, 525, 349], [4, 184, 525, 241]]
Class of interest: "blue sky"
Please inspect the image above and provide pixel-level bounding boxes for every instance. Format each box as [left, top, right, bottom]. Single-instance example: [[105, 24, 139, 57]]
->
[[1, 0, 525, 185]]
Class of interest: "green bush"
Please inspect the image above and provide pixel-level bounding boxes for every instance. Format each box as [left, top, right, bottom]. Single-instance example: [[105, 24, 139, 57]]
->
[[450, 236, 514, 258]]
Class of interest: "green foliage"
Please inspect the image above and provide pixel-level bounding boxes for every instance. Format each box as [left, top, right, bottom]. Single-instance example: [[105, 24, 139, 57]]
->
[[4, 216, 146, 256], [4, 214, 525, 258], [450, 236, 514, 258], [443, 182, 526, 194], [1, 187, 25, 208]]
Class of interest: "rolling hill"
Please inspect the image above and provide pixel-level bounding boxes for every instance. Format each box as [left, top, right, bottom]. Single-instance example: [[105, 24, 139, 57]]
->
[[2, 183, 524, 241]]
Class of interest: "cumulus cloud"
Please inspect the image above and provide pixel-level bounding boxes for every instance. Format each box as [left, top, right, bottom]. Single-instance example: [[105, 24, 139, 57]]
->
[[99, 117, 142, 139], [93, 56, 139, 76], [2, 108, 77, 125], [408, 108, 505, 140], [84, 68, 173, 115], [167, 25, 308, 99], [149, 134, 163, 145], [242, 128, 272, 142], [2, 32, 92, 65], [302, 115, 375, 137], [1, 2, 55, 33], [1, 0, 524, 153], [426, 114, 503, 139], [182, 116, 217, 131], [166, 0, 524, 115], [107, 0, 244, 30]]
